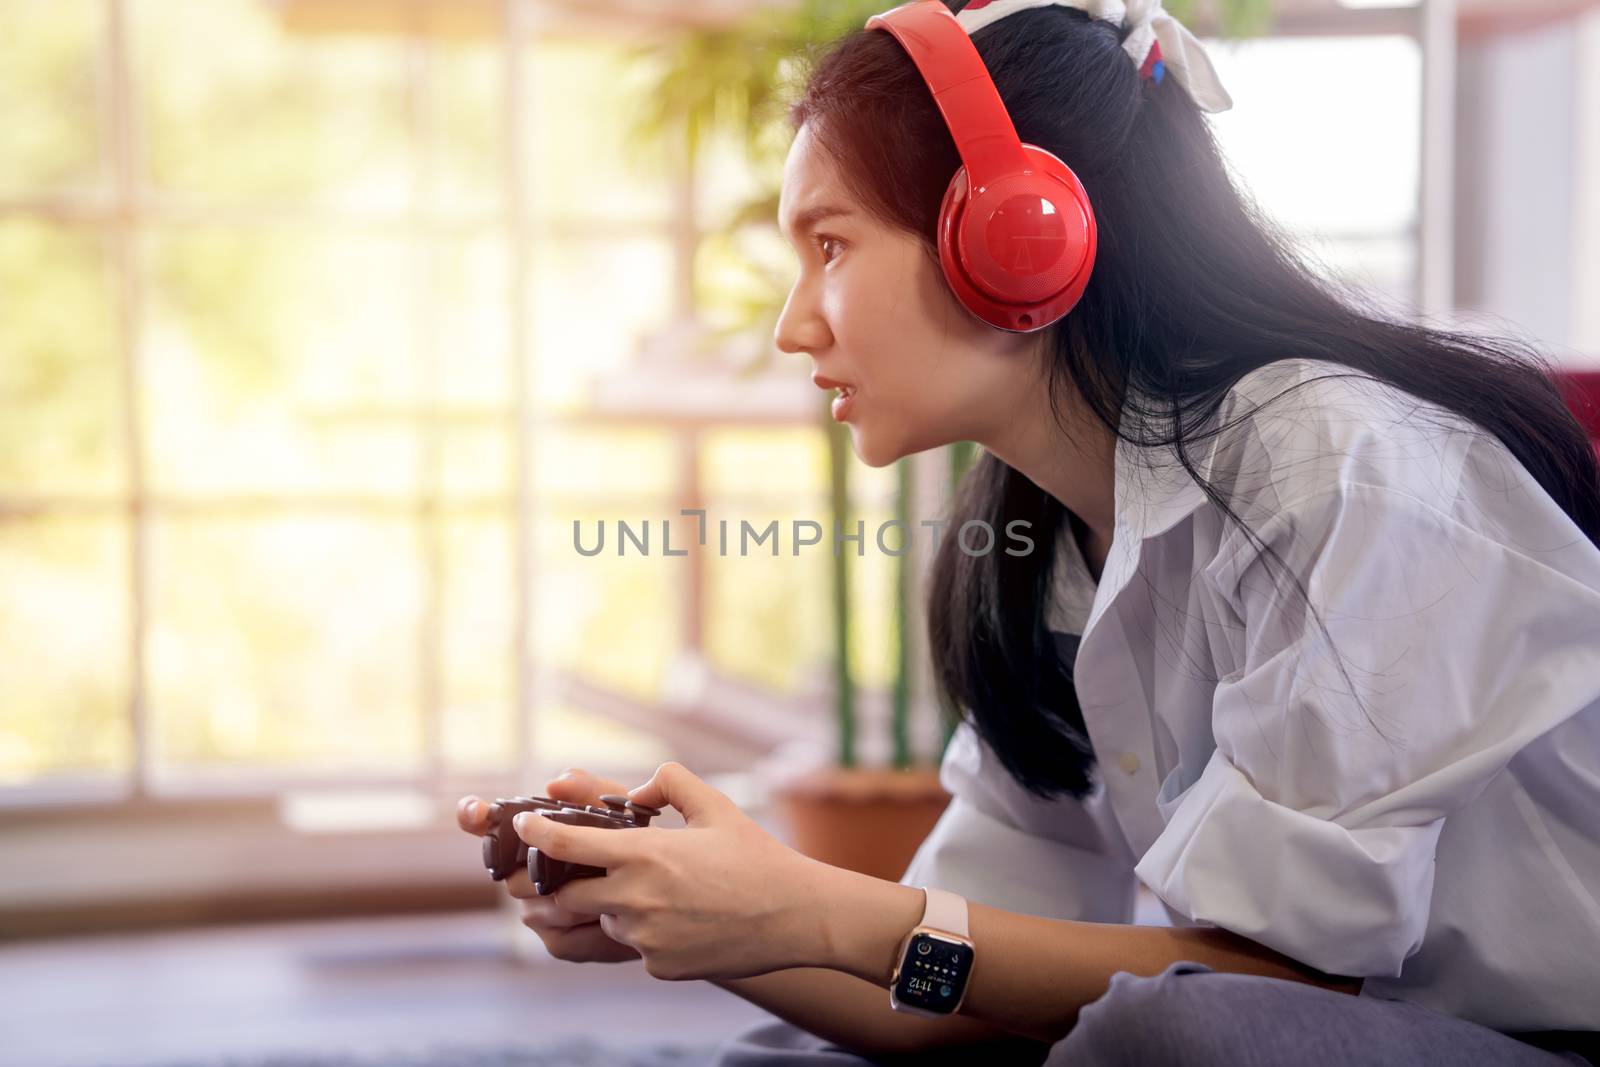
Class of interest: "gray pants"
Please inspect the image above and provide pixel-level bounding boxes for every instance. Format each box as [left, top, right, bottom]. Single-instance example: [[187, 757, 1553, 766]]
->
[[711, 961, 1598, 1066]]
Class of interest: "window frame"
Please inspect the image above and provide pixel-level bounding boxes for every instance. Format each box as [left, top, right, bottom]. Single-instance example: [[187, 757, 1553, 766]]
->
[[0, 0, 698, 806], [0, 0, 1448, 811]]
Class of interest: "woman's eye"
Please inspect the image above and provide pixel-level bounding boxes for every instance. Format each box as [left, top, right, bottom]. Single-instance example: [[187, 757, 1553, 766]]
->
[[814, 234, 843, 264]]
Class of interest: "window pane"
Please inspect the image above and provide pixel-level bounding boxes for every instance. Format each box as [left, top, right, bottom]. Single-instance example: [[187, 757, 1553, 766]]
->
[[136, 0, 411, 209], [535, 514, 679, 703], [845, 506, 900, 693], [531, 238, 677, 411], [440, 515, 513, 772], [0, 518, 128, 783], [535, 702, 672, 780], [1205, 35, 1421, 308], [147, 516, 423, 773], [0, 221, 122, 494], [437, 237, 510, 407], [144, 229, 421, 495], [1299, 233, 1419, 318], [436, 237, 512, 500], [705, 503, 900, 695], [441, 427, 511, 500], [702, 504, 832, 694], [436, 46, 502, 217], [699, 427, 828, 499], [0, 0, 102, 196], [527, 41, 674, 227], [694, 429, 902, 693], [534, 426, 678, 500], [529, 431, 681, 768]]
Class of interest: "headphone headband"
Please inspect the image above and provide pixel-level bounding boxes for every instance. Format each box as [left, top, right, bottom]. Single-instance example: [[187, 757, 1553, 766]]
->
[[864, 2, 1030, 190]]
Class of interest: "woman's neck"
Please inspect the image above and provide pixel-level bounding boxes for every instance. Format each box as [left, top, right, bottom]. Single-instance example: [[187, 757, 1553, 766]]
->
[[978, 371, 1118, 560]]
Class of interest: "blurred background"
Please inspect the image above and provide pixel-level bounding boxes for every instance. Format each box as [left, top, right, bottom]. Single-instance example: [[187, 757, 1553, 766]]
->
[[2, 0, 1599, 1064]]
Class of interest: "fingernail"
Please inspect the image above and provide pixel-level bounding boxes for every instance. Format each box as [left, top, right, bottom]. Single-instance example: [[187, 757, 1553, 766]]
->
[[512, 812, 528, 834], [466, 799, 481, 820]]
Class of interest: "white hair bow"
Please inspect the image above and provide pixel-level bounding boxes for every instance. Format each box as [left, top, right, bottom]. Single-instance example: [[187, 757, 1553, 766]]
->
[[954, 0, 1234, 113]]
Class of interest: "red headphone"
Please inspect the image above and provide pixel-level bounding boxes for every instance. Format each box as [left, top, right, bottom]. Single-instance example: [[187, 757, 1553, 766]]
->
[[864, 1, 1097, 333]]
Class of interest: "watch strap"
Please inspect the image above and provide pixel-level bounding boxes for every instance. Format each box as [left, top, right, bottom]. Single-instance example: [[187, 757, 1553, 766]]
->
[[920, 885, 968, 937]]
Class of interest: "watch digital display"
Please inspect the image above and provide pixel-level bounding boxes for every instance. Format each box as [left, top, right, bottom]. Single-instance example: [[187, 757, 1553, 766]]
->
[[892, 931, 973, 1013]]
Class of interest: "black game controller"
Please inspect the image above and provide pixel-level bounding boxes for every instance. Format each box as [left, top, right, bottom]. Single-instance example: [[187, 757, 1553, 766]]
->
[[481, 793, 662, 896]]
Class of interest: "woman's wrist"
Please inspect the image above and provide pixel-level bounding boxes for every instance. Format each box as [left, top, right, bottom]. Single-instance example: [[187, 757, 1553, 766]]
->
[[803, 861, 927, 985]]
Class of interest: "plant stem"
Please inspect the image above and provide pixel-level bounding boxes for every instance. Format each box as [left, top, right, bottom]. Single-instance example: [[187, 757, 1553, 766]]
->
[[828, 411, 856, 769], [891, 455, 913, 770]]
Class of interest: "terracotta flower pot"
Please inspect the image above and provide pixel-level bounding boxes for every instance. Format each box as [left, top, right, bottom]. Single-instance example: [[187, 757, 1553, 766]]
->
[[772, 766, 951, 881]]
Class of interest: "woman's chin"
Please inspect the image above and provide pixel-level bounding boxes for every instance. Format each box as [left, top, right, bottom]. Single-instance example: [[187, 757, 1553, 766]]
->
[[849, 426, 909, 468]]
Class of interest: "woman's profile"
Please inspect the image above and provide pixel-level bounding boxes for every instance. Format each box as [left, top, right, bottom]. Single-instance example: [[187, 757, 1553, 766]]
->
[[460, 1, 1600, 1062]]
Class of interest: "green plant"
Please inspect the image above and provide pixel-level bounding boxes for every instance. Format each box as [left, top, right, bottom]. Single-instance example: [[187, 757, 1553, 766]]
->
[[629, 0, 1271, 772]]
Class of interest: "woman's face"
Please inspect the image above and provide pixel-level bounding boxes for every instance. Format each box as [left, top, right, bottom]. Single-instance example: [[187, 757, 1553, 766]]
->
[[773, 123, 1043, 467]]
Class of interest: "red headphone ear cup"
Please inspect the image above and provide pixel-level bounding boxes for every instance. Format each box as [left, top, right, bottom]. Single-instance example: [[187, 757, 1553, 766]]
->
[[936, 168, 994, 321], [935, 146, 1097, 333]]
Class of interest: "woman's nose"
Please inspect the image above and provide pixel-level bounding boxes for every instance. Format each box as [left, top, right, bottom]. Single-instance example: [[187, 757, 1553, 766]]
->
[[773, 283, 830, 356]]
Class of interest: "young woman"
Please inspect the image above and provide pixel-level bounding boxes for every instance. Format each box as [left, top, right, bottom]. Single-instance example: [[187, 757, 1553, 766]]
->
[[458, 0, 1600, 1062]]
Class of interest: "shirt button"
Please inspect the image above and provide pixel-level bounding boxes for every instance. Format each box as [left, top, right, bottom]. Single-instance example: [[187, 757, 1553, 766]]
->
[[1119, 751, 1141, 775]]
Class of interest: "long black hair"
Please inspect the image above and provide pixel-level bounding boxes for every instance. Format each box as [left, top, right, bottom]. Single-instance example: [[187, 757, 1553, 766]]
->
[[788, 1, 1600, 800]]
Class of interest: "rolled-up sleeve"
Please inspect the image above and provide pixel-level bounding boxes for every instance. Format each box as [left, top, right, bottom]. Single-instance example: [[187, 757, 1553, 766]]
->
[[902, 720, 1139, 924], [1133, 482, 1600, 977]]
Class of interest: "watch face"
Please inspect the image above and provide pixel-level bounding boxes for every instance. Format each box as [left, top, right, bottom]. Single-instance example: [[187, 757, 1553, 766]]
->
[[893, 932, 973, 1013]]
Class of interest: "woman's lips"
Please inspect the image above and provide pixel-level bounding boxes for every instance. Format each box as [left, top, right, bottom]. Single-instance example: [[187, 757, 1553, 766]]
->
[[812, 374, 857, 421], [830, 386, 856, 422]]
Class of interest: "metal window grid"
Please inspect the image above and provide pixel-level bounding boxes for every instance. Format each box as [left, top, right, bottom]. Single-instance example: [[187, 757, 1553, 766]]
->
[[0, 0, 1442, 807], [0, 0, 702, 803]]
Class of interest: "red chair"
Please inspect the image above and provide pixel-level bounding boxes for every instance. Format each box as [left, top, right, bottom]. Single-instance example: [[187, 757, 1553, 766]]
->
[[1556, 369, 1600, 452]]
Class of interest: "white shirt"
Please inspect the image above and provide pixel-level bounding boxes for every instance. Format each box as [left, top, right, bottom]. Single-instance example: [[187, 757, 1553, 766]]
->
[[901, 357, 1600, 1032]]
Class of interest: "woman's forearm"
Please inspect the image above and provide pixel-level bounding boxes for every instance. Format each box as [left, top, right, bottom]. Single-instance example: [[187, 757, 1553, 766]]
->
[[819, 867, 1364, 1045], [710, 968, 1048, 1060]]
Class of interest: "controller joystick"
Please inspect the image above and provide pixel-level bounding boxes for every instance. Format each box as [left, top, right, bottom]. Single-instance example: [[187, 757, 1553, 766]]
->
[[599, 793, 662, 825], [529, 794, 663, 895], [478, 790, 665, 893], [480, 795, 564, 881]]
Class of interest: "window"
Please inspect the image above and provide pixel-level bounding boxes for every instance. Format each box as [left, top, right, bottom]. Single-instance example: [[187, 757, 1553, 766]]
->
[[0, 0, 720, 797], [0, 2, 1437, 804], [1205, 32, 1423, 315]]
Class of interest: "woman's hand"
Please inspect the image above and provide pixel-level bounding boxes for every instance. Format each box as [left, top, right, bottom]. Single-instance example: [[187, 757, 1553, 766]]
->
[[513, 761, 834, 982], [456, 770, 642, 964]]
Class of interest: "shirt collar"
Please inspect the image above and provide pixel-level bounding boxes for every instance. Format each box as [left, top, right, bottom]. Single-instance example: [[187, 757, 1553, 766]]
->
[[1111, 394, 1220, 544], [1045, 391, 1219, 640], [1063, 390, 1223, 644]]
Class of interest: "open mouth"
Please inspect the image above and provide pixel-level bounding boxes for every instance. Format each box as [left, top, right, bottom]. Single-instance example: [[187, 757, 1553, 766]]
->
[[812, 373, 855, 397], [812, 374, 857, 420]]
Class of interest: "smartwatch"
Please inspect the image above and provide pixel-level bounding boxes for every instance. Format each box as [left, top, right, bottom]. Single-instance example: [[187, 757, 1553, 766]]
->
[[889, 886, 975, 1016]]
